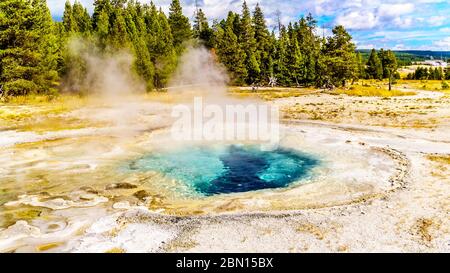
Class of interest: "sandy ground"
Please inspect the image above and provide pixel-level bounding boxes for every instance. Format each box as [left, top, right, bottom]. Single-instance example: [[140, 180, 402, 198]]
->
[[0, 89, 449, 253]]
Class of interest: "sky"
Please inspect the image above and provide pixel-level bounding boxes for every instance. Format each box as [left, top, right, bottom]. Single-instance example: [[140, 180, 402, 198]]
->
[[48, 0, 450, 51]]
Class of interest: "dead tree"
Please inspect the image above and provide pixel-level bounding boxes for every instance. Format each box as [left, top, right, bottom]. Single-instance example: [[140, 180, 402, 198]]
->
[[268, 75, 277, 87]]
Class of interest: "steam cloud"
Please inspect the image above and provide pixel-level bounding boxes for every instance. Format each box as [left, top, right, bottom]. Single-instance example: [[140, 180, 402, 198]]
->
[[168, 46, 229, 99], [63, 37, 145, 100]]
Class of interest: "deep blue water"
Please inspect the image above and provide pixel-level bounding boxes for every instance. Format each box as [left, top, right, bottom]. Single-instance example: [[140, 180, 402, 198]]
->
[[126, 145, 319, 196]]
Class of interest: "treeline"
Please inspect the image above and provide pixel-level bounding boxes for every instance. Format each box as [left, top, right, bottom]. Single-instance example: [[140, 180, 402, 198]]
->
[[359, 50, 425, 67], [0, 0, 59, 96], [212, 5, 362, 88], [61, 0, 185, 91], [363, 49, 399, 80], [1, 0, 381, 96], [406, 66, 450, 80]]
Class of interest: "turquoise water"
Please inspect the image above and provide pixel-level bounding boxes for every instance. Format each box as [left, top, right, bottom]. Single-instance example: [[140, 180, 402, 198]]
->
[[127, 145, 319, 196]]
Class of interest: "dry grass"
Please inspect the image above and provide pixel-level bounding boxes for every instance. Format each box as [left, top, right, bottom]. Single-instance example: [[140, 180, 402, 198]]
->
[[18, 116, 107, 132], [397, 80, 448, 92], [331, 86, 416, 97], [0, 94, 86, 123], [414, 218, 438, 243], [144, 91, 178, 103], [4, 94, 86, 106], [228, 87, 318, 100], [427, 155, 450, 165], [427, 154, 450, 177], [0, 105, 68, 122], [36, 242, 62, 252], [295, 222, 325, 240], [105, 247, 126, 253]]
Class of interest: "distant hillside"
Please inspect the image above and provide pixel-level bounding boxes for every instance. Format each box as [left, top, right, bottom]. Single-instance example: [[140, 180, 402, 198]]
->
[[357, 50, 450, 66], [396, 50, 450, 59]]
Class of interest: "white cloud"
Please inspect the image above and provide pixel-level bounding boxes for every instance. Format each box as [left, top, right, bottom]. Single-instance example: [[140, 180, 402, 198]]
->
[[433, 37, 450, 49], [334, 2, 419, 30], [354, 40, 375, 49], [335, 11, 378, 30], [429, 16, 447, 26], [377, 3, 415, 17], [393, 17, 413, 28]]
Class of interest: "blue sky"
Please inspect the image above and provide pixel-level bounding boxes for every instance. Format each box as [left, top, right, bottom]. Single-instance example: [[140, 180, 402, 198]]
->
[[48, 0, 450, 50]]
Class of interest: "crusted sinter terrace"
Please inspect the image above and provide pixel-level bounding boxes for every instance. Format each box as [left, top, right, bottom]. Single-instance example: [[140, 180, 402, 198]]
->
[[0, 83, 448, 252], [1, 0, 449, 254]]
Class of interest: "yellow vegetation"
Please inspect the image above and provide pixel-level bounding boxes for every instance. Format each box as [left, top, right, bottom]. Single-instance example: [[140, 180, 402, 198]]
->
[[105, 247, 126, 253], [295, 222, 325, 240], [397, 79, 447, 91], [36, 242, 61, 251], [427, 155, 450, 165], [4, 94, 86, 106], [229, 87, 318, 100], [415, 218, 435, 243], [331, 86, 416, 97], [0, 94, 86, 123]]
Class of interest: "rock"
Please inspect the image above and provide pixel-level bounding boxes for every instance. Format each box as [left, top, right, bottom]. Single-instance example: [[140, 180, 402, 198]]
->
[[0, 221, 41, 252], [0, 221, 41, 238], [79, 194, 97, 201], [106, 183, 138, 190], [133, 190, 151, 201], [113, 201, 131, 210], [79, 187, 99, 194], [5, 194, 108, 210]]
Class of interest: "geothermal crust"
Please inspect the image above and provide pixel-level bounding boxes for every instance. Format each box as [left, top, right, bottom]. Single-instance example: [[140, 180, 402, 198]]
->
[[0, 89, 449, 253]]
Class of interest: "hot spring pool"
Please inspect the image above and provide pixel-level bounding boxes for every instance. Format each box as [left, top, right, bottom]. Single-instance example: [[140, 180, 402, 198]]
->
[[126, 145, 319, 196]]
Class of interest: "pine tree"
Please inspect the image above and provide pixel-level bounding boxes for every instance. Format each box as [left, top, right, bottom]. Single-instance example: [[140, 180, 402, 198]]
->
[[93, 0, 111, 48], [240, 1, 259, 84], [60, 1, 81, 89], [231, 12, 242, 37], [72, 1, 92, 34], [357, 52, 366, 79], [383, 50, 397, 90], [286, 36, 303, 86], [321, 25, 358, 87], [215, 22, 247, 85], [267, 31, 277, 79], [146, 6, 177, 88], [194, 9, 214, 48], [252, 3, 271, 83], [274, 25, 290, 85], [109, 7, 130, 49], [168, 0, 192, 49], [0, 0, 59, 96], [125, 1, 154, 90], [378, 48, 388, 79], [62, 0, 76, 33], [366, 49, 383, 80], [295, 14, 319, 85]]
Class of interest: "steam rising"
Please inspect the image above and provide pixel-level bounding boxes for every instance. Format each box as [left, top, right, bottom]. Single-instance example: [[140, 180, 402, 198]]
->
[[63, 38, 145, 100], [168, 46, 229, 99]]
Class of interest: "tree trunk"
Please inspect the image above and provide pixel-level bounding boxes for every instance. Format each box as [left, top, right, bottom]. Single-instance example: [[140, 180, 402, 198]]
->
[[388, 71, 392, 91]]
